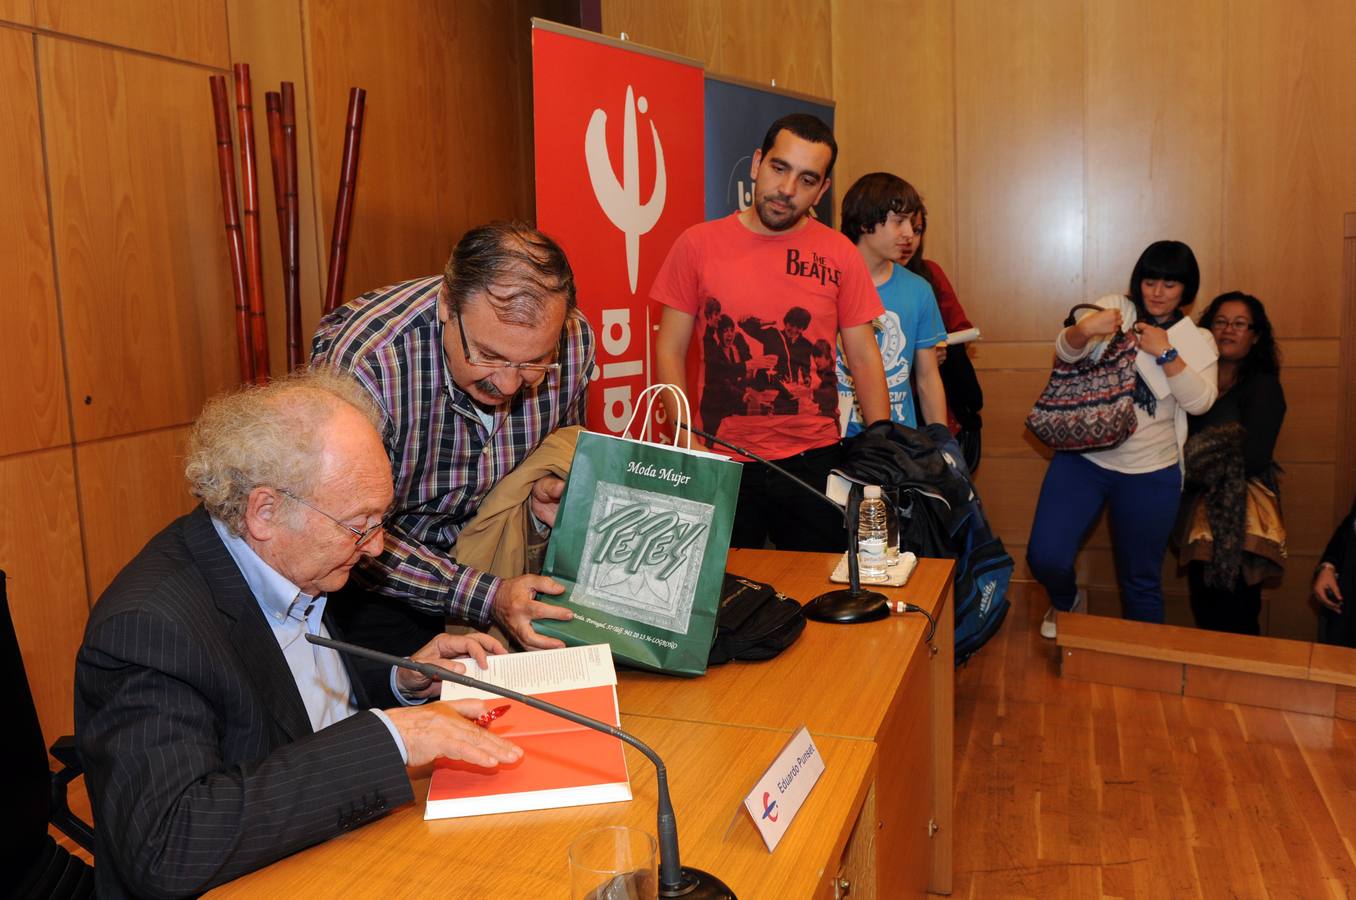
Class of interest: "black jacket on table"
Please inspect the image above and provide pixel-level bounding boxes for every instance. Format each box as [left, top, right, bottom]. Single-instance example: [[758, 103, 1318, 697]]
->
[[74, 506, 415, 899]]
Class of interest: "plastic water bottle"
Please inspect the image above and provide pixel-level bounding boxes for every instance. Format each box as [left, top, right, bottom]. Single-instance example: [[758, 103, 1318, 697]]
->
[[884, 489, 901, 566], [858, 485, 889, 581]]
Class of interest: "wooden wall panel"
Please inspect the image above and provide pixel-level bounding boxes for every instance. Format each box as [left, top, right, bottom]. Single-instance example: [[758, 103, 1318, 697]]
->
[[603, 0, 832, 98], [1223, 0, 1356, 339], [0, 0, 33, 25], [1273, 367, 1338, 464], [0, 27, 69, 456], [0, 448, 88, 747], [1339, 214, 1356, 512], [41, 38, 236, 440], [305, 0, 538, 302], [1279, 337, 1338, 369], [34, 0, 229, 67], [77, 428, 194, 599], [1278, 462, 1335, 555], [226, 0, 324, 375], [831, 0, 957, 276], [1263, 557, 1322, 641], [954, 0, 1084, 342], [1084, 0, 1225, 302], [975, 367, 1048, 459], [973, 455, 1046, 547]]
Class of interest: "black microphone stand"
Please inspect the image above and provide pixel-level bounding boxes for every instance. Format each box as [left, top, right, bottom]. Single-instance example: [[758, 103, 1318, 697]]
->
[[306, 633, 734, 899], [683, 426, 888, 624]]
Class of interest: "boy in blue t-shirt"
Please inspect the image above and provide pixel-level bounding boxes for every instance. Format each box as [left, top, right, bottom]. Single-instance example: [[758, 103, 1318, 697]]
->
[[836, 173, 947, 435]]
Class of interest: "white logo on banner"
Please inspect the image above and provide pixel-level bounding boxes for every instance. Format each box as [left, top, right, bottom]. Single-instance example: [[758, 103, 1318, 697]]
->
[[586, 85, 667, 294]]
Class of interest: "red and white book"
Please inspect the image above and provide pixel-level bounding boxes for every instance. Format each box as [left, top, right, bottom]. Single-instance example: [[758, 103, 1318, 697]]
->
[[426, 643, 631, 820]]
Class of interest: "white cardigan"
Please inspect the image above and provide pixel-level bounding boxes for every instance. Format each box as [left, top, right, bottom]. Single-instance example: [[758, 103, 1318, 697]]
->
[[1054, 294, 1218, 476]]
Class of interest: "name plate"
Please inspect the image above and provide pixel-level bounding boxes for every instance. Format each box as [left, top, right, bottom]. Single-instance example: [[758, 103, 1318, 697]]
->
[[742, 725, 825, 851]]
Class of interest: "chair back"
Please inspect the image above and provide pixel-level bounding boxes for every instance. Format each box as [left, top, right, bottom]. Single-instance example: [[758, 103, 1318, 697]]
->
[[1, 570, 57, 869]]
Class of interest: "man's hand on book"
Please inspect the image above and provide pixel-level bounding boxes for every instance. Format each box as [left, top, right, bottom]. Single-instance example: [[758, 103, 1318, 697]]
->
[[384, 701, 523, 769], [395, 632, 507, 699], [493, 575, 572, 650]]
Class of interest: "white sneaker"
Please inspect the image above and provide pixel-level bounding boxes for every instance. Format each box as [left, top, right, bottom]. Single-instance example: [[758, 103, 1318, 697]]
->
[[1040, 589, 1086, 640], [1040, 605, 1058, 639]]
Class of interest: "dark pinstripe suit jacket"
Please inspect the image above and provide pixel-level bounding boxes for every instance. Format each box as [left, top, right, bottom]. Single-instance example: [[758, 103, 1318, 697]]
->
[[75, 507, 418, 899]]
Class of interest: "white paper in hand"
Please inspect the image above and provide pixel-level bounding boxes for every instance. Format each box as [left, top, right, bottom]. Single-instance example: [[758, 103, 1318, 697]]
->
[[1136, 318, 1218, 399]]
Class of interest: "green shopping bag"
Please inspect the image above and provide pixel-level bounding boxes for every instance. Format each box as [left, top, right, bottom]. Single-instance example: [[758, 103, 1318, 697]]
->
[[535, 385, 743, 676]]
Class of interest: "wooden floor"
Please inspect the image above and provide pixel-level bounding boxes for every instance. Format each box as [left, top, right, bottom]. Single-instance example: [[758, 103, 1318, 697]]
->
[[950, 582, 1356, 898]]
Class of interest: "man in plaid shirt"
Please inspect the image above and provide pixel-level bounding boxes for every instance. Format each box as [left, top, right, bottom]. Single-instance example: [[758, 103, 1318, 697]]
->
[[311, 222, 594, 649]]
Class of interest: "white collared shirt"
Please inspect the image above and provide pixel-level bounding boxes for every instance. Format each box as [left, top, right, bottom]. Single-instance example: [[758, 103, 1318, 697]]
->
[[211, 517, 415, 761]]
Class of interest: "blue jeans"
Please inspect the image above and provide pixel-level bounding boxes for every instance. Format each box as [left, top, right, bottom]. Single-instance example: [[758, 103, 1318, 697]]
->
[[1026, 452, 1181, 623]]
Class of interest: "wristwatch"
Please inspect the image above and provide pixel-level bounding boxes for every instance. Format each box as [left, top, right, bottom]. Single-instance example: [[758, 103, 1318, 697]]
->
[[1155, 347, 1179, 366]]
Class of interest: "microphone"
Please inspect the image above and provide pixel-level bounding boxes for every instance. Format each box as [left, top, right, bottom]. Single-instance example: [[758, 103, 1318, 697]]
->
[[306, 633, 734, 899], [682, 425, 888, 624]]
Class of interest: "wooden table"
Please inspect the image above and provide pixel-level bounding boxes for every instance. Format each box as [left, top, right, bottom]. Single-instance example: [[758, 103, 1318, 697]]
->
[[206, 715, 875, 899], [206, 550, 954, 899], [622, 549, 954, 898]]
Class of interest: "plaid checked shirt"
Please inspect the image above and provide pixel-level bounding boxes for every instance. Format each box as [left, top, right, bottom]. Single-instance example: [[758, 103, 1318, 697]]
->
[[311, 276, 594, 624]]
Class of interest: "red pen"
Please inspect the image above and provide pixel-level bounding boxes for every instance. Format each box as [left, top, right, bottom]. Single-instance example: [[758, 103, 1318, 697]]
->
[[475, 704, 511, 728]]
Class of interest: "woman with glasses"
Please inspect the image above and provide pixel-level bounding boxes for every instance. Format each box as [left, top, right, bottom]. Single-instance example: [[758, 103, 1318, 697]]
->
[[1175, 292, 1286, 634], [1028, 241, 1218, 638]]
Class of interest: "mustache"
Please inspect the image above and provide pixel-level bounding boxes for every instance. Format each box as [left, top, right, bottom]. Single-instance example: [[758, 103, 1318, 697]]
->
[[474, 376, 507, 400]]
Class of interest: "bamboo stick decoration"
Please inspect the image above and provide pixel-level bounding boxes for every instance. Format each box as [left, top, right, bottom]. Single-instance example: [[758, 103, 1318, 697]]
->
[[264, 91, 287, 267], [210, 74, 253, 385], [323, 87, 367, 314], [280, 82, 302, 370], [233, 63, 270, 383]]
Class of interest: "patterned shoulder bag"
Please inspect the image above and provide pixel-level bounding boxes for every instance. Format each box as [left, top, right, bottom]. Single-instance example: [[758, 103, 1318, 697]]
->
[[1025, 303, 1139, 452]]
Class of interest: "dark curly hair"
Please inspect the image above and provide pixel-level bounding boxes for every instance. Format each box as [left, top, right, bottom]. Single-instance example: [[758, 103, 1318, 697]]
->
[[1197, 290, 1280, 379]]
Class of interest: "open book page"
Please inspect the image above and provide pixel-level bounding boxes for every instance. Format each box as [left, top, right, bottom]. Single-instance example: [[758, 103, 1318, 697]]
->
[[440, 643, 617, 702]]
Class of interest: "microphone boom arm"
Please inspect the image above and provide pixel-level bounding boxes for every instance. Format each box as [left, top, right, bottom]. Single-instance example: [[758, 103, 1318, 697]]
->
[[305, 633, 719, 896]]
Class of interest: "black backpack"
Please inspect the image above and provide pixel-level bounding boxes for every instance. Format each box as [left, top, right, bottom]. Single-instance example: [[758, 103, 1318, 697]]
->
[[844, 422, 1013, 665], [707, 573, 806, 665]]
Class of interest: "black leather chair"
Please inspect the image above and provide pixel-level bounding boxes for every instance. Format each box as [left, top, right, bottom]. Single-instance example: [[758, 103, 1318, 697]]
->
[[3, 570, 94, 899]]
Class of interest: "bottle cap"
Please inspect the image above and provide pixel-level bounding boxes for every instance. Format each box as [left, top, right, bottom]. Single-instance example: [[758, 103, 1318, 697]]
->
[[864, 485, 881, 499]]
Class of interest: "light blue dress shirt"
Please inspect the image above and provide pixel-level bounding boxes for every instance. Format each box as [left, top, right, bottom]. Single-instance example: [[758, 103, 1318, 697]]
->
[[211, 518, 417, 762]]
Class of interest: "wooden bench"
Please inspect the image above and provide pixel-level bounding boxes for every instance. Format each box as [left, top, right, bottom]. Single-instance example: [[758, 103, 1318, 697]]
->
[[1056, 613, 1356, 718]]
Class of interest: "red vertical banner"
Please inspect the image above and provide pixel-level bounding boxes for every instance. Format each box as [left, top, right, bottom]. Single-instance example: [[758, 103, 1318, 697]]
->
[[533, 24, 704, 435]]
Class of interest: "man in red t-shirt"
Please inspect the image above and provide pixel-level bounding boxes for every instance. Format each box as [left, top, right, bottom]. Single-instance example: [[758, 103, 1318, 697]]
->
[[652, 114, 889, 551]]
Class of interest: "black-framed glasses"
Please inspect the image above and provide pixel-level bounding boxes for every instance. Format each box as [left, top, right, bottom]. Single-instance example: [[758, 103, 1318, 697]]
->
[[455, 312, 562, 375], [1210, 317, 1254, 332], [279, 489, 389, 548]]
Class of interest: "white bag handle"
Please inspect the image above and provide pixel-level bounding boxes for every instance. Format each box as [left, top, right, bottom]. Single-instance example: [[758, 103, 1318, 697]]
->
[[622, 383, 692, 449]]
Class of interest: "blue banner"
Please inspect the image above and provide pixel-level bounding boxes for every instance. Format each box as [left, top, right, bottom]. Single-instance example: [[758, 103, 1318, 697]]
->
[[703, 77, 835, 226]]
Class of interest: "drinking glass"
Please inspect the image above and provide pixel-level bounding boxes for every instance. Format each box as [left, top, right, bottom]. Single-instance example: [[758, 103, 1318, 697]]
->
[[568, 826, 658, 900]]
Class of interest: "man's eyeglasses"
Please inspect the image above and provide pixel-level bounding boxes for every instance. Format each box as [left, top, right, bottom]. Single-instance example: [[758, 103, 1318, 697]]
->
[[280, 489, 389, 548], [1210, 317, 1254, 332], [455, 312, 562, 375]]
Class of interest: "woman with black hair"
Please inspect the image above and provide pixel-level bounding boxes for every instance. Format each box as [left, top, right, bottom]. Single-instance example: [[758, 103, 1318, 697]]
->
[[1028, 241, 1219, 637], [1176, 292, 1287, 634]]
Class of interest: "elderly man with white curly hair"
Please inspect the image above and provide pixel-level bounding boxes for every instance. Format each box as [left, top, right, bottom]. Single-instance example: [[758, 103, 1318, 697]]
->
[[74, 369, 522, 900]]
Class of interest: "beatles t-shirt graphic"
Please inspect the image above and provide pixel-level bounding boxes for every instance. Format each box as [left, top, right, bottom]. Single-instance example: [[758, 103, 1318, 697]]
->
[[651, 214, 882, 462]]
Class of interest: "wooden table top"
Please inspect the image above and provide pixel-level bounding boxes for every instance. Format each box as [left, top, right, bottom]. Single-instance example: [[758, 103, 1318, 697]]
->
[[617, 550, 955, 741], [205, 713, 876, 899]]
